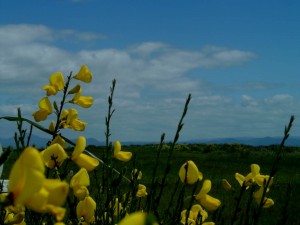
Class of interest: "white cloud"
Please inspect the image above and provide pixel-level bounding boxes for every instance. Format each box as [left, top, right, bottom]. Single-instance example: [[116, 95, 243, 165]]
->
[[241, 95, 258, 107], [129, 42, 168, 57], [264, 94, 293, 105], [0, 24, 105, 46], [2, 24, 297, 142], [0, 104, 35, 115], [0, 24, 53, 45], [199, 45, 255, 68]]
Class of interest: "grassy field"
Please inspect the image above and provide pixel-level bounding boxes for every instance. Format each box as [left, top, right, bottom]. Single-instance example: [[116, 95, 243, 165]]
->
[[101, 143, 300, 225], [2, 143, 300, 224]]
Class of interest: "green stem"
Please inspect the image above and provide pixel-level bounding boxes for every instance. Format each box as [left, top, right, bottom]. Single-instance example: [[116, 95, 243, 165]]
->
[[105, 79, 116, 161], [230, 184, 246, 225], [53, 72, 73, 139], [146, 133, 165, 212], [253, 115, 294, 225], [155, 94, 191, 209]]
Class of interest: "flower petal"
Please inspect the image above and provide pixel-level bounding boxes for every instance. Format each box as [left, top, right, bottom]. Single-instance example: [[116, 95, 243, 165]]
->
[[68, 84, 81, 94], [70, 168, 90, 188], [70, 118, 87, 131], [114, 141, 121, 155], [50, 135, 67, 149], [222, 179, 234, 192], [115, 151, 132, 162], [76, 196, 96, 223], [25, 187, 49, 212], [43, 179, 69, 206], [251, 164, 260, 177], [8, 147, 45, 205], [118, 212, 147, 225], [49, 72, 64, 91], [136, 184, 148, 197], [191, 204, 208, 221], [73, 154, 99, 172], [263, 198, 274, 208], [41, 144, 68, 168], [73, 65, 92, 83], [77, 96, 94, 108], [74, 186, 89, 200], [72, 136, 86, 159], [113, 141, 133, 162], [235, 173, 245, 187], [43, 85, 57, 96], [198, 194, 221, 211], [39, 97, 52, 113], [33, 109, 50, 122], [196, 179, 212, 198], [179, 160, 202, 185]]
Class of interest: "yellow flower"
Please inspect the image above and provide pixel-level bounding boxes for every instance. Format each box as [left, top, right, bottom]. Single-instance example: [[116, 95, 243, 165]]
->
[[3, 205, 25, 225], [118, 212, 146, 225], [253, 174, 274, 208], [235, 164, 261, 187], [70, 168, 90, 200], [195, 180, 221, 211], [7, 147, 69, 221], [8, 147, 45, 206], [131, 169, 142, 180], [26, 179, 69, 221], [32, 97, 53, 122], [41, 143, 68, 169], [222, 179, 235, 192], [178, 160, 203, 185], [43, 179, 69, 207], [71, 136, 99, 171], [113, 141, 132, 162], [50, 135, 67, 149], [191, 204, 208, 222], [180, 210, 195, 225], [60, 108, 87, 131], [43, 72, 65, 96], [253, 185, 274, 208], [111, 198, 123, 217], [69, 84, 94, 108], [255, 174, 273, 188], [136, 184, 148, 197], [181, 204, 211, 225], [73, 65, 93, 83], [118, 212, 158, 225], [76, 196, 96, 223]]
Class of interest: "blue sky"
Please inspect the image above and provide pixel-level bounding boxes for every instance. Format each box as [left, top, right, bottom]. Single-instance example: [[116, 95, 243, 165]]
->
[[1, 0, 300, 143]]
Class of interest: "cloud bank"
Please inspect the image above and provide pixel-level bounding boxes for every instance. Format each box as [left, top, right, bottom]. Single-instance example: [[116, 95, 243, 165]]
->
[[0, 24, 297, 142]]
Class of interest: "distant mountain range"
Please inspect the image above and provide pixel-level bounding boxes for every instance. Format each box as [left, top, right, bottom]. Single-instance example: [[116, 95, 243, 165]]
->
[[1, 135, 300, 148], [0, 135, 103, 148], [186, 136, 300, 146]]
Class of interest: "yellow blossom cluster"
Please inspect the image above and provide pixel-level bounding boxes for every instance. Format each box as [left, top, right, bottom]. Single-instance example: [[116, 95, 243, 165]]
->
[[0, 135, 100, 224], [5, 147, 68, 222], [223, 164, 274, 208], [181, 204, 215, 225], [178, 160, 221, 211], [32, 65, 94, 131], [178, 160, 221, 225]]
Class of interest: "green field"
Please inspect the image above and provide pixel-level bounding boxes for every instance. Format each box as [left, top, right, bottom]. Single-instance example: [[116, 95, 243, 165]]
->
[[2, 143, 300, 224], [121, 144, 300, 224]]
